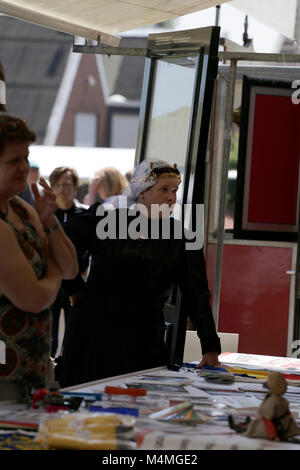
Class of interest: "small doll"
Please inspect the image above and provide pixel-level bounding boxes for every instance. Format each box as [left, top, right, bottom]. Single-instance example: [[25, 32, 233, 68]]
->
[[229, 372, 300, 441]]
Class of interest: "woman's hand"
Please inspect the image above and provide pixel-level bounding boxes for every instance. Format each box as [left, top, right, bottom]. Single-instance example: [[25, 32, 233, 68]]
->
[[197, 352, 221, 368], [88, 177, 101, 195], [30, 182, 79, 280], [83, 177, 101, 205], [31, 178, 58, 226]]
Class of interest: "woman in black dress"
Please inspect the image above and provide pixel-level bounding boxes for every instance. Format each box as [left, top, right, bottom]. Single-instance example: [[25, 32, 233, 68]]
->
[[59, 159, 221, 387]]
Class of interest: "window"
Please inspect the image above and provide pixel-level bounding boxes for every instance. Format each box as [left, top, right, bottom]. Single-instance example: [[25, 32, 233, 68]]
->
[[74, 112, 98, 147], [110, 113, 138, 148]]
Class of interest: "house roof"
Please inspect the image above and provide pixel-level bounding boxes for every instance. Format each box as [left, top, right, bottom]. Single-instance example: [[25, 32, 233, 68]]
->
[[99, 37, 147, 103], [0, 15, 148, 144], [113, 54, 145, 102], [0, 15, 72, 143]]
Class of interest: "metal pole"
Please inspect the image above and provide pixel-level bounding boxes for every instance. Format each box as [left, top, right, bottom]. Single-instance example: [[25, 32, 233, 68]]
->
[[219, 51, 300, 63], [294, 0, 300, 53], [212, 59, 237, 327], [293, 197, 300, 353], [292, 0, 300, 354], [215, 5, 221, 27], [72, 40, 300, 64]]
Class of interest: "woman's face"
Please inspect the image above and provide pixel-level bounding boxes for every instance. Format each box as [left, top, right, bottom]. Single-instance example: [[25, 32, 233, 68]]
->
[[138, 176, 179, 217], [52, 172, 77, 207], [0, 141, 30, 197]]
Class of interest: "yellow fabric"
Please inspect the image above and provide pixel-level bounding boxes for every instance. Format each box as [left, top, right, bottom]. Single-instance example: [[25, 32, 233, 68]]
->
[[226, 366, 269, 379], [35, 412, 134, 450]]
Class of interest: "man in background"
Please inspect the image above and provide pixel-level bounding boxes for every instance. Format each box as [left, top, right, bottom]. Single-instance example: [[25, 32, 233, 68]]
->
[[18, 160, 41, 207]]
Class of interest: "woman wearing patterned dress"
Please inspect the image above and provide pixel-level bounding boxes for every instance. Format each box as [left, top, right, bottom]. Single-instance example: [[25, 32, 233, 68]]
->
[[0, 115, 78, 402]]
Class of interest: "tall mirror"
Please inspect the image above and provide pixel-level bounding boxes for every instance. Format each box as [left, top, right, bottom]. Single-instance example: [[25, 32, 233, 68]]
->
[[135, 27, 220, 364], [144, 56, 197, 203]]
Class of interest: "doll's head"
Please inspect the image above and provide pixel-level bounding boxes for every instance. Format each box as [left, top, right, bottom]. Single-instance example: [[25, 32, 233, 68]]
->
[[266, 372, 287, 396]]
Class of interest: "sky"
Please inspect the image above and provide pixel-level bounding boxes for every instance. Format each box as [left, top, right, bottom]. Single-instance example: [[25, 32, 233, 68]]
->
[[176, 3, 285, 53]]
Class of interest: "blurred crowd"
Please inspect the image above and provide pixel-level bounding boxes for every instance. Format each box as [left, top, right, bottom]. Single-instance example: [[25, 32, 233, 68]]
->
[[0, 114, 219, 400], [19, 160, 133, 359], [21, 159, 133, 210]]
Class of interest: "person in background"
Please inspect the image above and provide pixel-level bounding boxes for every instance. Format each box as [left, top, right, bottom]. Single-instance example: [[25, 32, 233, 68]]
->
[[0, 115, 78, 402], [83, 167, 128, 206], [0, 60, 6, 113], [18, 160, 41, 207], [48, 166, 88, 357], [124, 169, 133, 183], [18, 181, 35, 207], [27, 160, 40, 187]]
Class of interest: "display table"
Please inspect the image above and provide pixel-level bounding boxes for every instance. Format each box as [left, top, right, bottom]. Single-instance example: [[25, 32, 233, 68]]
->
[[58, 353, 300, 450]]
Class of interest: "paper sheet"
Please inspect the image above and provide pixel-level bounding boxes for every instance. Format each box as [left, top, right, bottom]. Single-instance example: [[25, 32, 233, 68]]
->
[[212, 394, 262, 409], [138, 429, 300, 450], [220, 353, 300, 372], [183, 386, 211, 398], [191, 379, 240, 391]]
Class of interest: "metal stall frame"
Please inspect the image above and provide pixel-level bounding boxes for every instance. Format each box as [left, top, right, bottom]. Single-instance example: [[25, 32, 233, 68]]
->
[[213, 51, 300, 355], [73, 36, 300, 354], [75, 28, 222, 365]]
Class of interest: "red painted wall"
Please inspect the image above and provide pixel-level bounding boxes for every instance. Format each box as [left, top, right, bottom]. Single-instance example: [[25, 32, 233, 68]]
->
[[247, 94, 300, 225], [206, 243, 292, 356]]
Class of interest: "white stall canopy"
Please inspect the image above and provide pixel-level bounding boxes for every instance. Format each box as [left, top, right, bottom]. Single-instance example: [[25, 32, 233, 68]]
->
[[0, 0, 230, 45]]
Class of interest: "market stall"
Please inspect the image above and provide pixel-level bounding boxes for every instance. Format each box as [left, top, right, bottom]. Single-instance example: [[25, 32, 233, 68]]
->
[[2, 353, 300, 450]]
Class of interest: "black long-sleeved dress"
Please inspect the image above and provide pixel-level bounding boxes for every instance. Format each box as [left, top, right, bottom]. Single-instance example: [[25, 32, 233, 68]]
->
[[50, 201, 88, 357], [59, 203, 221, 387]]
